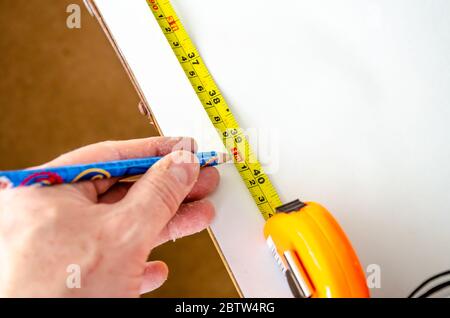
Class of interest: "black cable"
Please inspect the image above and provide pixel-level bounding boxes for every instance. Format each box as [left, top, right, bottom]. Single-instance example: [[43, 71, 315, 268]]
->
[[418, 281, 450, 298], [408, 270, 450, 298]]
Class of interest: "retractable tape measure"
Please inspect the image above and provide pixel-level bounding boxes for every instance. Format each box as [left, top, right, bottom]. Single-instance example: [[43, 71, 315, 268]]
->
[[145, 0, 369, 298]]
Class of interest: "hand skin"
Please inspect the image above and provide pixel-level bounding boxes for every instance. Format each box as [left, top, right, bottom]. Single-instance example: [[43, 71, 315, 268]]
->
[[0, 137, 220, 297]]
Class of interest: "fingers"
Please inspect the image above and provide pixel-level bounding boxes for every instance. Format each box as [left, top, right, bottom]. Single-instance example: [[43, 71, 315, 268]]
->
[[152, 200, 215, 248], [98, 167, 220, 205], [139, 261, 169, 294], [185, 167, 220, 202], [40, 137, 197, 200], [42, 136, 197, 167], [71, 177, 120, 203], [138, 202, 215, 294], [98, 182, 133, 204], [119, 151, 200, 240]]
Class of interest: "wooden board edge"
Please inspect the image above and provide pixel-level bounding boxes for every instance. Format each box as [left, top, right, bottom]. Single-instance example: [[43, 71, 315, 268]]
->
[[85, 0, 242, 298]]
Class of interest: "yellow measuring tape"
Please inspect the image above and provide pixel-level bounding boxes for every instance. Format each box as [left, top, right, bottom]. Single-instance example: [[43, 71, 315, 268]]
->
[[146, 0, 282, 220], [143, 1, 370, 298]]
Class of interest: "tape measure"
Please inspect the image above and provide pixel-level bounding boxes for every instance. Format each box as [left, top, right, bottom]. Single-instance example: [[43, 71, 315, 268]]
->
[[146, 0, 282, 220], [144, 0, 369, 298]]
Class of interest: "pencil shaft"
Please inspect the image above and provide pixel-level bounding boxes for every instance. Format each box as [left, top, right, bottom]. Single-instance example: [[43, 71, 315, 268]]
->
[[0, 151, 220, 189]]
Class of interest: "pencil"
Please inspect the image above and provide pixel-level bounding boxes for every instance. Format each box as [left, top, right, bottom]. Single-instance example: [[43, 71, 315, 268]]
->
[[0, 151, 230, 189]]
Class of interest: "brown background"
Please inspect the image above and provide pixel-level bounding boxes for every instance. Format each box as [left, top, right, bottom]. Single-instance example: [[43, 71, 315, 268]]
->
[[0, 0, 237, 297]]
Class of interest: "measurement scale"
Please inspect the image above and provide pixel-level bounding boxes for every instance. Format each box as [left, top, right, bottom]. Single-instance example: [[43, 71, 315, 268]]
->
[[146, 0, 281, 220], [144, 0, 369, 298]]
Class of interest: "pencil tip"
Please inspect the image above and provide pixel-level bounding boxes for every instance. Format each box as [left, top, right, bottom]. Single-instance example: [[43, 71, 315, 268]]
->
[[217, 152, 232, 164]]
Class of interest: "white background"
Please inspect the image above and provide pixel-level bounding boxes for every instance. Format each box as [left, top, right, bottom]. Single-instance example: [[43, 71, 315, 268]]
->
[[95, 0, 450, 297]]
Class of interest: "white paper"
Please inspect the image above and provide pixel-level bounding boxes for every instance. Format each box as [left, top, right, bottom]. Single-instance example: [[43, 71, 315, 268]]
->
[[93, 0, 450, 297]]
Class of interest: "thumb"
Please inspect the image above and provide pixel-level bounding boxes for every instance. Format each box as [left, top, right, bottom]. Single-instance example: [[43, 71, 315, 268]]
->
[[118, 150, 200, 241]]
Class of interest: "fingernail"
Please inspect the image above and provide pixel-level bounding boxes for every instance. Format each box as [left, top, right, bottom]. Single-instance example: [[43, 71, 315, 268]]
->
[[169, 152, 199, 186]]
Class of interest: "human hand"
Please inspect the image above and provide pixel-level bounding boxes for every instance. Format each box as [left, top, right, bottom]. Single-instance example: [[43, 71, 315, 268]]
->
[[0, 137, 219, 297]]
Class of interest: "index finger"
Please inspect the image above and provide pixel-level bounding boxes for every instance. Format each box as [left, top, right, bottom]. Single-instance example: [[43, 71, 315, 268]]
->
[[41, 137, 197, 168], [36, 137, 197, 200]]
